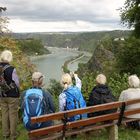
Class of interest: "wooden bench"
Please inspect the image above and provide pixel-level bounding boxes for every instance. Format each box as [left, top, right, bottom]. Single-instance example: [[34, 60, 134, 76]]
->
[[28, 99, 140, 140]]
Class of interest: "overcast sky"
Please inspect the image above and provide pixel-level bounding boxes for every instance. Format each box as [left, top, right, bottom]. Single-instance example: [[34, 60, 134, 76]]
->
[[0, 0, 127, 33]]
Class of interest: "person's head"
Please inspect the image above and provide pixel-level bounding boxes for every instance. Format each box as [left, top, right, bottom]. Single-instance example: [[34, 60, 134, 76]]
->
[[96, 74, 106, 85], [61, 73, 72, 89], [0, 50, 13, 63], [128, 75, 140, 88], [32, 72, 44, 87]]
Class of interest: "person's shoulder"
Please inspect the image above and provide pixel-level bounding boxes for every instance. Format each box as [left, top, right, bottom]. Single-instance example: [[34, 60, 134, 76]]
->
[[42, 89, 53, 99], [120, 88, 131, 97], [59, 92, 66, 98], [6, 64, 14, 70]]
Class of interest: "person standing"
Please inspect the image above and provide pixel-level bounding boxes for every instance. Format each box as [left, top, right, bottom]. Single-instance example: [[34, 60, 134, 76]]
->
[[0, 50, 20, 140], [21, 72, 55, 130]]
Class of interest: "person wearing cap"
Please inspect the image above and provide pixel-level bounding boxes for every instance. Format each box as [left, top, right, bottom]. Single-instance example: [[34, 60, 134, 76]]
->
[[21, 71, 55, 130], [0, 50, 20, 140]]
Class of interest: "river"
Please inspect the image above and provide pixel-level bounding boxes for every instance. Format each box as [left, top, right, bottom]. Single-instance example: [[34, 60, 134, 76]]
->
[[31, 47, 92, 86]]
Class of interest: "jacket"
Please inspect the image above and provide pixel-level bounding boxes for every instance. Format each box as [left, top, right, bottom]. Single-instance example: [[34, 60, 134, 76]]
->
[[119, 88, 140, 118], [88, 84, 113, 106], [0, 62, 20, 98]]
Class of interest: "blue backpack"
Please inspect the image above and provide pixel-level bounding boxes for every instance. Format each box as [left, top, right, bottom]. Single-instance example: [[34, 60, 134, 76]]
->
[[23, 88, 45, 130], [64, 86, 87, 121]]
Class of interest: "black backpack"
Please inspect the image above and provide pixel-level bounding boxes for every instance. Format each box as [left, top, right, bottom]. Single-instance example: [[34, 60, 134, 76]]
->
[[0, 65, 17, 93], [88, 89, 116, 117]]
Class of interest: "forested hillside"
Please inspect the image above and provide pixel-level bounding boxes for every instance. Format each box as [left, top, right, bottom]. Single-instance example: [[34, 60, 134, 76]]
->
[[18, 38, 50, 55], [10, 30, 130, 52], [77, 36, 140, 99]]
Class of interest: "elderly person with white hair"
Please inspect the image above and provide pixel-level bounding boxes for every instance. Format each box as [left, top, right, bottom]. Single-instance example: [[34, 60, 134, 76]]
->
[[119, 75, 140, 130], [88, 74, 117, 140], [119, 75, 140, 119], [0, 50, 20, 140], [88, 74, 116, 117]]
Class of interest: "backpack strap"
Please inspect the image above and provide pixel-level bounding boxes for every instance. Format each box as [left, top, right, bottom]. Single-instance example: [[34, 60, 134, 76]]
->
[[3, 65, 11, 72]]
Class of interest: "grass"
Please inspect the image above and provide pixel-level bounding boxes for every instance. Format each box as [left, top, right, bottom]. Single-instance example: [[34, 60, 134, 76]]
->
[[1, 123, 140, 140]]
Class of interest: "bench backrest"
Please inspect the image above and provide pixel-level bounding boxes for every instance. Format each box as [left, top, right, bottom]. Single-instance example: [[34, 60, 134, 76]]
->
[[29, 99, 140, 139]]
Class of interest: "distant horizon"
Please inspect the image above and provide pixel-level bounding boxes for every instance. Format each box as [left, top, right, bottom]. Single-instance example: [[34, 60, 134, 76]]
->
[[11, 29, 131, 34]]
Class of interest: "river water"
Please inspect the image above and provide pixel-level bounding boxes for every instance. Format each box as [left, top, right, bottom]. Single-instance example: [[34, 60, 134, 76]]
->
[[31, 47, 92, 86]]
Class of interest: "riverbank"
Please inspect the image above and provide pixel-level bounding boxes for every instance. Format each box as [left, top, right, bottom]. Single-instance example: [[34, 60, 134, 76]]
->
[[30, 47, 92, 85], [62, 53, 84, 73], [29, 54, 49, 61]]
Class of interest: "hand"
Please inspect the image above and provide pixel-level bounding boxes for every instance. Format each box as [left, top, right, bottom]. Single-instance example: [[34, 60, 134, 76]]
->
[[74, 73, 78, 78]]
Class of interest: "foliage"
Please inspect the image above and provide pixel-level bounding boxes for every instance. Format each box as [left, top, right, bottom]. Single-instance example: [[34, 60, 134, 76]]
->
[[46, 79, 63, 111], [11, 30, 130, 52], [18, 38, 50, 56], [120, 0, 140, 38], [0, 37, 35, 91], [81, 72, 96, 100], [0, 7, 10, 34], [108, 73, 129, 98], [116, 37, 140, 75]]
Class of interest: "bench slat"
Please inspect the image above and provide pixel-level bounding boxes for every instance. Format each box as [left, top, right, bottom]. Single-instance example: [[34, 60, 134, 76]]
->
[[31, 98, 140, 124], [31, 101, 121, 123]]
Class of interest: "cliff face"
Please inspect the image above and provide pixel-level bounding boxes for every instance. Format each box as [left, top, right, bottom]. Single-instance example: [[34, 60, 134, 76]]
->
[[77, 39, 123, 76], [87, 44, 115, 74]]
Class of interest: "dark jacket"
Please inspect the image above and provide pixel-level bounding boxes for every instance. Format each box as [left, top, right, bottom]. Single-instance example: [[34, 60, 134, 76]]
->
[[88, 84, 113, 106], [0, 62, 20, 98], [88, 84, 116, 117]]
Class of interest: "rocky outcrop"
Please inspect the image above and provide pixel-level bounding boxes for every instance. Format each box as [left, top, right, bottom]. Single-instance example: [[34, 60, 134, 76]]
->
[[85, 44, 116, 74]]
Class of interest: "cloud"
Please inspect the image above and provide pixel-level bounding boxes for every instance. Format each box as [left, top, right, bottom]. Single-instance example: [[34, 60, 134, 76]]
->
[[0, 0, 126, 32]]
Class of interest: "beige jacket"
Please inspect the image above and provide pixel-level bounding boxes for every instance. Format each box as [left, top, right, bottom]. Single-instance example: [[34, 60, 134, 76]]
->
[[119, 88, 140, 118]]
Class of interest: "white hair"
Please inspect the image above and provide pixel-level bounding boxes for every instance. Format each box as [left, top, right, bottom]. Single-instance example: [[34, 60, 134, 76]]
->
[[61, 73, 72, 89], [128, 75, 140, 88], [96, 74, 106, 85], [0, 50, 13, 63]]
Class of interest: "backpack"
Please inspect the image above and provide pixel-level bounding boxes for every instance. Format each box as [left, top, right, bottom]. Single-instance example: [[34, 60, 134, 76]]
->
[[23, 88, 46, 130], [64, 86, 87, 121], [0, 65, 12, 93], [88, 89, 116, 117]]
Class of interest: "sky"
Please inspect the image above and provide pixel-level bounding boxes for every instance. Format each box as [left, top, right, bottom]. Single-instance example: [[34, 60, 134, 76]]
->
[[0, 0, 127, 33]]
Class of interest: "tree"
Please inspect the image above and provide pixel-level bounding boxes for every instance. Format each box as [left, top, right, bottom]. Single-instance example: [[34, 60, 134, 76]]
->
[[0, 7, 9, 34], [120, 0, 140, 38], [116, 37, 140, 75]]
